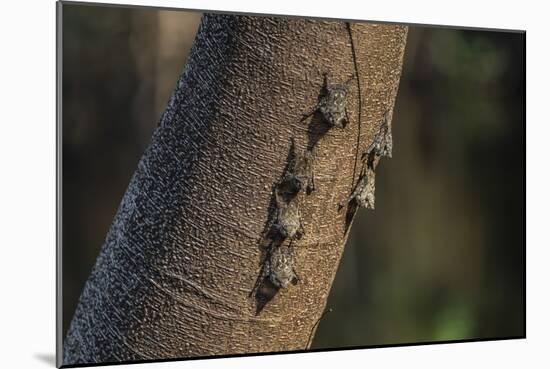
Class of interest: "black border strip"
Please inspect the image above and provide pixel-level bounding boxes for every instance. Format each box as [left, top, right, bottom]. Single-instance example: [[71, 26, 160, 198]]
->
[[60, 336, 525, 368], [56, 1, 64, 368], [522, 26, 527, 340]]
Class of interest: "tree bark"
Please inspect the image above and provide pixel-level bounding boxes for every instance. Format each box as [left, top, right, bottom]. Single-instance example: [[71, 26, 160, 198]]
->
[[63, 13, 407, 365]]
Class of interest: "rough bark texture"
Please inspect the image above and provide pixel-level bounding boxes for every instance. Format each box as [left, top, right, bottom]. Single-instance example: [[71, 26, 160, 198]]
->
[[63, 14, 407, 365]]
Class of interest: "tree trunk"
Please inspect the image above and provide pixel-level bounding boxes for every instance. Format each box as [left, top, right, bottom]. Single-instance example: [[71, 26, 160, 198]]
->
[[63, 13, 407, 365]]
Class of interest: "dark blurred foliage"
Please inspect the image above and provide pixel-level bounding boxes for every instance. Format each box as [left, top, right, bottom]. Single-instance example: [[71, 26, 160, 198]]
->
[[61, 4, 525, 348]]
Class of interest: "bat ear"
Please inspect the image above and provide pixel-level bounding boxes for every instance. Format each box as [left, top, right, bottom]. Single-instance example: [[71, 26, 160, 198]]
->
[[321, 73, 329, 92]]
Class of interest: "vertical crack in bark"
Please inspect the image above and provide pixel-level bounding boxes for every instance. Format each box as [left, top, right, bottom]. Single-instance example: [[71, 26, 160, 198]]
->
[[346, 22, 363, 192], [306, 307, 333, 349]]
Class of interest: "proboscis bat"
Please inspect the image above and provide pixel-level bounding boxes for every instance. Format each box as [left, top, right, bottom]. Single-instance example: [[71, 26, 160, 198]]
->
[[367, 110, 393, 159], [302, 74, 354, 129], [342, 110, 393, 210], [278, 147, 315, 199], [266, 244, 299, 289], [250, 242, 299, 300], [341, 165, 376, 210], [273, 192, 305, 240]]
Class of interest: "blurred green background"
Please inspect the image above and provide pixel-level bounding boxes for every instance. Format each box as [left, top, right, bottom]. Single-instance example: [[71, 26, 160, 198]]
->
[[62, 4, 525, 349]]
